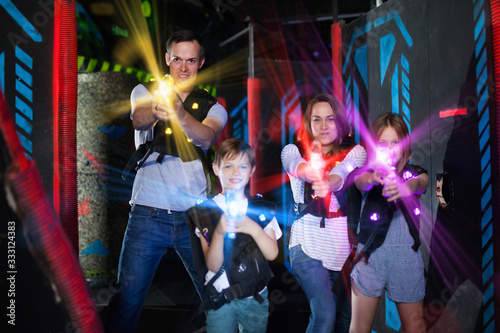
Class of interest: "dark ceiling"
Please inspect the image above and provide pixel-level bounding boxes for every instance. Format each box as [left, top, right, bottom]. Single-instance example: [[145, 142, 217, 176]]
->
[[78, 0, 375, 72]]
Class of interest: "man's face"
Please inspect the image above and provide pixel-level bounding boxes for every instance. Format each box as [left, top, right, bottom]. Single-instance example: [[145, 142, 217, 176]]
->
[[166, 41, 205, 91]]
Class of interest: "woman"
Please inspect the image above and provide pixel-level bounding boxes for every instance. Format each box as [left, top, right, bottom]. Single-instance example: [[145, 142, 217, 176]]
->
[[349, 113, 428, 333], [281, 94, 366, 333]]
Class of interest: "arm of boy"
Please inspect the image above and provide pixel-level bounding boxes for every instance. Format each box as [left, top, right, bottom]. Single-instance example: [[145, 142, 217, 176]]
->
[[200, 215, 230, 273], [233, 216, 279, 261]]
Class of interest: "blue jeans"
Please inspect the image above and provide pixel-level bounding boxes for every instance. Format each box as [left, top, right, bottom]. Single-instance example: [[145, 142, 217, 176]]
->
[[105, 205, 204, 333], [205, 289, 269, 333], [290, 245, 351, 333]]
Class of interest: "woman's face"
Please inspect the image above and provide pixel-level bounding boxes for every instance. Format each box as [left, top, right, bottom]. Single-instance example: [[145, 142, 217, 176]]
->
[[310, 102, 338, 148], [377, 126, 403, 165]]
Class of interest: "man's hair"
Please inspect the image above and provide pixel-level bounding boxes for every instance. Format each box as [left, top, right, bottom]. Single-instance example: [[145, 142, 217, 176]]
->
[[214, 138, 255, 168], [166, 30, 205, 60], [370, 112, 411, 172]]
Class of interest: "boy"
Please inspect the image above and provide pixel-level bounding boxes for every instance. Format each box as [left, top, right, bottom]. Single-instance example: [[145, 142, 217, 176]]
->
[[186, 138, 282, 332]]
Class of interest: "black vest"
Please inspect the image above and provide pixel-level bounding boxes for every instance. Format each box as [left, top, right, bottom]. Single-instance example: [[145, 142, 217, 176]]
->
[[293, 140, 356, 221], [143, 80, 217, 163], [347, 164, 427, 259], [185, 197, 275, 310]]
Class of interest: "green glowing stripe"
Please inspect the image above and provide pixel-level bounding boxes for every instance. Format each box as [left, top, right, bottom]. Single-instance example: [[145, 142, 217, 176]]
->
[[100, 61, 110, 71], [113, 64, 122, 72], [87, 58, 98, 72], [78, 55, 85, 70]]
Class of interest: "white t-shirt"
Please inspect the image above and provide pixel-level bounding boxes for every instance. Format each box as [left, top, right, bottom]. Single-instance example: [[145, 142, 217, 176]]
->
[[129, 84, 228, 211], [281, 143, 367, 271], [195, 194, 282, 292]]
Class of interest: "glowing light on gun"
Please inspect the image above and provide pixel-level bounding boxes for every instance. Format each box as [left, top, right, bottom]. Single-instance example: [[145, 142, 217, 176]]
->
[[310, 140, 325, 172], [225, 189, 242, 239]]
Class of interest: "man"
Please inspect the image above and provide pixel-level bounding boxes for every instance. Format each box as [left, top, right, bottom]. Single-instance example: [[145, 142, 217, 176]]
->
[[106, 30, 228, 333]]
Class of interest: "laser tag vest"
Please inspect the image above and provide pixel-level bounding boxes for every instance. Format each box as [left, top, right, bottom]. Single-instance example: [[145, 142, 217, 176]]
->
[[185, 197, 275, 310], [347, 164, 427, 260], [293, 139, 356, 226], [122, 81, 217, 181], [143, 80, 217, 163]]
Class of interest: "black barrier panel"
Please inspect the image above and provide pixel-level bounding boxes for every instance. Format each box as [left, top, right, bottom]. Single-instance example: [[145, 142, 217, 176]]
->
[[0, 0, 56, 194]]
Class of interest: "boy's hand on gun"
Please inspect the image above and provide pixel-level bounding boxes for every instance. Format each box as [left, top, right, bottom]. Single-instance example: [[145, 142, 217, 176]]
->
[[217, 214, 260, 237]]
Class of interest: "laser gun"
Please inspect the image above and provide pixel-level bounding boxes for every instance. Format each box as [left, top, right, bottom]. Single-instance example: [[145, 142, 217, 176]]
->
[[310, 140, 325, 178], [225, 189, 242, 239], [158, 74, 175, 103]]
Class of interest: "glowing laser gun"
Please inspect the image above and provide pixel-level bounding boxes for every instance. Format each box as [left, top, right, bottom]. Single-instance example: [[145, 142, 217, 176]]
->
[[225, 189, 242, 239], [310, 140, 325, 176], [375, 147, 397, 196], [157, 74, 175, 106]]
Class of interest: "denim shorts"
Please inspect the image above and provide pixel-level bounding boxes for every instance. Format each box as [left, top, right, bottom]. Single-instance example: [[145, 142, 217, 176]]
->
[[351, 243, 425, 303]]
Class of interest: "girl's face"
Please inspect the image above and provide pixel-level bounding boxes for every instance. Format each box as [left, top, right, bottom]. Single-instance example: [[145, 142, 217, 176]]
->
[[310, 102, 338, 148], [377, 126, 402, 165]]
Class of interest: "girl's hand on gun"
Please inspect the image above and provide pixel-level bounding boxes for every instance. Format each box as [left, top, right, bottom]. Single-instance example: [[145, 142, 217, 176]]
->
[[382, 178, 412, 202], [312, 178, 329, 198], [305, 164, 324, 182]]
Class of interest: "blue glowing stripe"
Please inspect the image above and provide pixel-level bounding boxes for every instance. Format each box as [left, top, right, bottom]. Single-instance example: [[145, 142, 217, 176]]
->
[[16, 130, 32, 153], [15, 63, 32, 86], [483, 243, 493, 269], [485, 321, 495, 333], [354, 45, 368, 87], [392, 64, 399, 115], [15, 46, 33, 69], [483, 259, 493, 283], [402, 84, 410, 104], [476, 11, 486, 44], [474, 0, 485, 21], [385, 292, 401, 330], [380, 34, 396, 85], [0, 52, 4, 92], [401, 70, 410, 90], [484, 302, 494, 325], [476, 44, 487, 78], [15, 79, 32, 102], [15, 113, 32, 135], [343, 22, 372, 74], [482, 163, 491, 189], [0, 0, 42, 42], [15, 96, 33, 120], [481, 145, 491, 171], [481, 184, 491, 212], [230, 97, 247, 117], [484, 283, 494, 305], [482, 205, 493, 230], [401, 54, 409, 72], [353, 82, 360, 143]]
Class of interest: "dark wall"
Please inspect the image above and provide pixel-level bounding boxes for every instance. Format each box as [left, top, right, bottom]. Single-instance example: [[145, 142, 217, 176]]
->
[[342, 0, 494, 332]]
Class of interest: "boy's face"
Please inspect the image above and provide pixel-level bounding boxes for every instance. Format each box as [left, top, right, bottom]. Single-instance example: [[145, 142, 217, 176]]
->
[[213, 153, 255, 195]]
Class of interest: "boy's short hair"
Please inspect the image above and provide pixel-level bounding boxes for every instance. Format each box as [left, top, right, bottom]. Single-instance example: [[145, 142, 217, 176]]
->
[[214, 138, 255, 168]]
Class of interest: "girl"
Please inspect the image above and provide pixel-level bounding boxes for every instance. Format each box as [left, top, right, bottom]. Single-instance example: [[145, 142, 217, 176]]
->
[[349, 113, 428, 333], [281, 94, 366, 333]]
